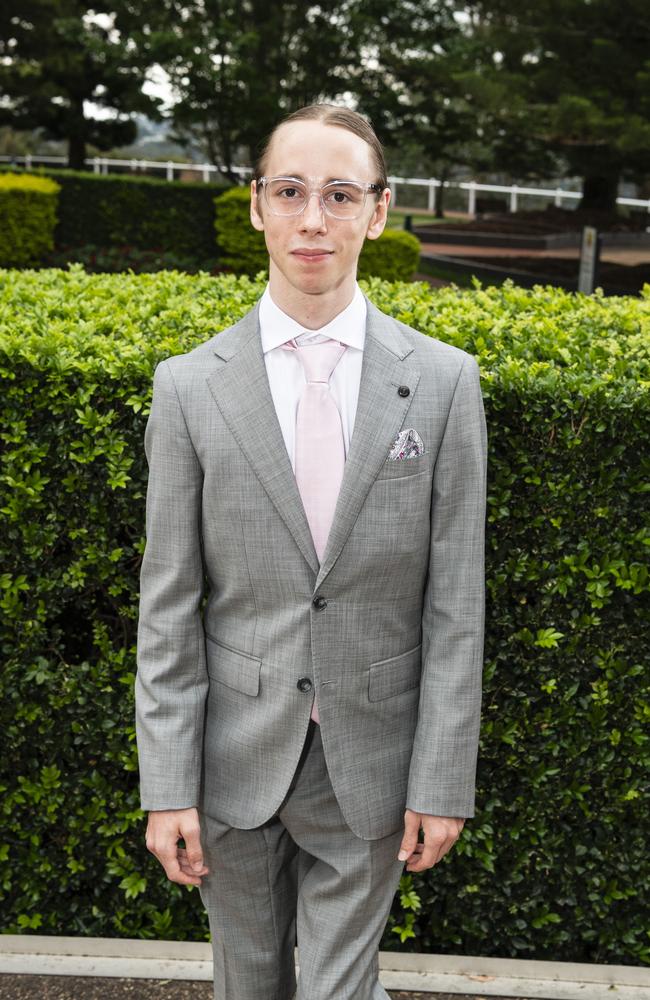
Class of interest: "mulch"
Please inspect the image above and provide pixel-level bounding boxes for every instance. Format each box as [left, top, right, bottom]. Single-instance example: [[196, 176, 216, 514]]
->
[[0, 976, 526, 999]]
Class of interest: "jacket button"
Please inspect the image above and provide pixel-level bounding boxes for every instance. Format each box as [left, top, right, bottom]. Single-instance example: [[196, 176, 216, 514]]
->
[[297, 677, 313, 693], [313, 596, 327, 610], [398, 385, 410, 397]]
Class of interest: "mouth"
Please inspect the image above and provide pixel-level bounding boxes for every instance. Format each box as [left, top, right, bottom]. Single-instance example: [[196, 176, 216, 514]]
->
[[291, 248, 333, 262]]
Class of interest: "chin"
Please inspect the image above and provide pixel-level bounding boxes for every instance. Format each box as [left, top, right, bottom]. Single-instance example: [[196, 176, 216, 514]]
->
[[292, 274, 334, 296]]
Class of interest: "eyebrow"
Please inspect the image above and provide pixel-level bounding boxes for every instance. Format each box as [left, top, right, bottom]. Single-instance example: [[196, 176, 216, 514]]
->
[[272, 174, 364, 184]]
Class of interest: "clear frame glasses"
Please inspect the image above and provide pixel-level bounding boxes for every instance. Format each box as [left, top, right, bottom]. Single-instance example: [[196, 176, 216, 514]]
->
[[258, 176, 383, 220]]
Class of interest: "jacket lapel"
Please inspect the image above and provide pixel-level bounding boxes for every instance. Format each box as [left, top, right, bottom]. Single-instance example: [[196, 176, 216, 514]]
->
[[205, 297, 420, 587], [206, 303, 320, 575], [315, 300, 420, 589]]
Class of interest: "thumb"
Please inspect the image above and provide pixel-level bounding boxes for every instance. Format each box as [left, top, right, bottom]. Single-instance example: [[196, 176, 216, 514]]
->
[[398, 809, 420, 861]]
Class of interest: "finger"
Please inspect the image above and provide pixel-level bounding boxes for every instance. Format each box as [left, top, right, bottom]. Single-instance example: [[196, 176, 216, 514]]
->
[[397, 811, 421, 861], [159, 845, 202, 884], [180, 865, 210, 885], [435, 822, 462, 862], [408, 832, 455, 871], [433, 837, 452, 865], [180, 818, 205, 873], [408, 831, 447, 871], [160, 853, 204, 885], [150, 838, 203, 885], [402, 843, 424, 862], [178, 848, 209, 873], [178, 854, 209, 876], [406, 846, 437, 871]]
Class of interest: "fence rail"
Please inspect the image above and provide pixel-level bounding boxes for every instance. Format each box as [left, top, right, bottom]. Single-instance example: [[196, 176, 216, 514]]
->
[[2, 154, 649, 216]]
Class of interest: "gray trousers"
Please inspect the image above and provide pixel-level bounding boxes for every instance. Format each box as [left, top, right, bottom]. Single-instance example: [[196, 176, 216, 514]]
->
[[198, 719, 406, 1000]]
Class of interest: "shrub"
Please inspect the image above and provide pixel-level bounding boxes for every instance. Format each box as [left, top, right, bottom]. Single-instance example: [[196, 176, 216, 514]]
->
[[358, 229, 421, 281], [0, 173, 60, 266], [0, 270, 648, 964], [41, 243, 223, 276], [0, 165, 229, 260], [213, 186, 268, 275]]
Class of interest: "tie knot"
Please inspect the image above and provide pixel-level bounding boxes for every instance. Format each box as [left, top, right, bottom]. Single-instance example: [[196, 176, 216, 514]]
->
[[282, 337, 347, 384]]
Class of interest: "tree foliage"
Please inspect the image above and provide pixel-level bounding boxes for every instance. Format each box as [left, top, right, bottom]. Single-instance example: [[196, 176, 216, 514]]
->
[[461, 0, 650, 209], [153, 0, 365, 181], [1, 2, 648, 220], [352, 0, 509, 215], [0, 1, 162, 168], [354, 0, 650, 210]]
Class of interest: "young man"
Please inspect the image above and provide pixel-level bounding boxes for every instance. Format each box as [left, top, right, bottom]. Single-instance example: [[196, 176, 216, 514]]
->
[[135, 103, 487, 1000]]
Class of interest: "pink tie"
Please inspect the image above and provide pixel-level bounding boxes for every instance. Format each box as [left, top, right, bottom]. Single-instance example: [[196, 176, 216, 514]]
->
[[280, 336, 347, 724]]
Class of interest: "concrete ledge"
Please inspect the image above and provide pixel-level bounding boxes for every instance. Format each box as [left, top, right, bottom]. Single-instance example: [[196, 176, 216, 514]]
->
[[414, 229, 581, 249], [1, 936, 648, 999], [419, 252, 567, 290]]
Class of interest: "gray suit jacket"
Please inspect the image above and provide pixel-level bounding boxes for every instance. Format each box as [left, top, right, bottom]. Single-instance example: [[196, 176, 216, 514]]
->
[[135, 296, 487, 840]]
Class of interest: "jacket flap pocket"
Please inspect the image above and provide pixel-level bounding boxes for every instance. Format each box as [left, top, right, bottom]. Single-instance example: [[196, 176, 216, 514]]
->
[[206, 635, 261, 696], [368, 643, 422, 702]]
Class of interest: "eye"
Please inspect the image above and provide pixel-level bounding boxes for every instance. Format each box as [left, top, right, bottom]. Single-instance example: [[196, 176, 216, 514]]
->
[[325, 188, 352, 204], [278, 186, 301, 199], [323, 183, 363, 206]]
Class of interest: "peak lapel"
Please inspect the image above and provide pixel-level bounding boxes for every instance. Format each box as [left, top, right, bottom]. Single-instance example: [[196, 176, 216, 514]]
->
[[205, 305, 320, 576], [314, 300, 420, 590]]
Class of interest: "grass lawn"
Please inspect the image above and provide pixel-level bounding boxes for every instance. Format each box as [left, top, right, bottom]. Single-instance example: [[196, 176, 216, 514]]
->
[[387, 208, 452, 229]]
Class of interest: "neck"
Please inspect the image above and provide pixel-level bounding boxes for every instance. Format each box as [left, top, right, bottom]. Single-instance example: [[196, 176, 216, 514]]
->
[[268, 266, 357, 330]]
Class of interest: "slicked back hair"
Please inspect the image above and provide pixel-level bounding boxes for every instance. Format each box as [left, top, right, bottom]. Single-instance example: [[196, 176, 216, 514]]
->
[[253, 103, 388, 192]]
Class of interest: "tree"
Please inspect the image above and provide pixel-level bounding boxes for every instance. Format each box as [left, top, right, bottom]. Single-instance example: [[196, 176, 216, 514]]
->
[[350, 1, 559, 216], [0, 1, 163, 169], [351, 0, 649, 214], [465, 0, 650, 211], [152, 0, 367, 182]]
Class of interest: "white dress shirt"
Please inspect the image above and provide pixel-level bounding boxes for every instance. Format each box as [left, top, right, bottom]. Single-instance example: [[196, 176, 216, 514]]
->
[[259, 283, 367, 472]]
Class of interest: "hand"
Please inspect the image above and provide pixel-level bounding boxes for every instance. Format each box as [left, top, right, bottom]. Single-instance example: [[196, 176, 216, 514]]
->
[[145, 807, 210, 886], [397, 810, 465, 872]]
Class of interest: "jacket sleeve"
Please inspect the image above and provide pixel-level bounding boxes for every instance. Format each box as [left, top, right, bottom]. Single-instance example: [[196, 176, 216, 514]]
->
[[134, 359, 209, 811], [406, 353, 488, 818]]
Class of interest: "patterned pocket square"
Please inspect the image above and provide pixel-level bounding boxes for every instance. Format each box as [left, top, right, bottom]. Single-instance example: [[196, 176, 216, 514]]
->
[[388, 428, 425, 461]]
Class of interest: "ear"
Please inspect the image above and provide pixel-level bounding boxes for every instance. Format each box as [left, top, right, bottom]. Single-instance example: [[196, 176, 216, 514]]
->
[[365, 187, 391, 241], [250, 179, 265, 231]]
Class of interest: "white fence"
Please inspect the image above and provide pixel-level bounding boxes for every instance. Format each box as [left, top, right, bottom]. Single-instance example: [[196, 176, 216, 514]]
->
[[1, 153, 649, 215]]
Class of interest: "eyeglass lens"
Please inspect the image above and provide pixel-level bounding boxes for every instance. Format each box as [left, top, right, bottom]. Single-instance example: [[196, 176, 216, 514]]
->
[[264, 179, 367, 218]]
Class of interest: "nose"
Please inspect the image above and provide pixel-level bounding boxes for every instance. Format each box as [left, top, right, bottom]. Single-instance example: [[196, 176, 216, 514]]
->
[[300, 191, 327, 230]]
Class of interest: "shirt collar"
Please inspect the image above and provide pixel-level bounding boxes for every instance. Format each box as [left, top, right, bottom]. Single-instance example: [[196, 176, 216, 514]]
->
[[259, 282, 367, 354]]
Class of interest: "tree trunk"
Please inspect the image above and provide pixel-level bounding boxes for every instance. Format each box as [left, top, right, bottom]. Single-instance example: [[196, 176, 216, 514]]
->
[[580, 173, 620, 214], [67, 133, 87, 171], [435, 165, 450, 219], [435, 182, 446, 219]]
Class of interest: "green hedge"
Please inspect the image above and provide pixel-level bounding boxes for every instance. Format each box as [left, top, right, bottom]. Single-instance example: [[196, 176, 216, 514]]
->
[[0, 166, 229, 260], [0, 173, 60, 266], [214, 185, 422, 280], [358, 229, 421, 281], [0, 270, 648, 964], [214, 186, 268, 275]]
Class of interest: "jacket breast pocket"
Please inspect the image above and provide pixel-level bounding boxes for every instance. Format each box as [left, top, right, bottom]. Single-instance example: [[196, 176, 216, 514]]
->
[[368, 643, 422, 702], [374, 456, 429, 481], [205, 634, 261, 696]]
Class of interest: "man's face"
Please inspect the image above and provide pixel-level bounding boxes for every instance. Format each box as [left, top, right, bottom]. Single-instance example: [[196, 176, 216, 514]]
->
[[250, 120, 390, 301]]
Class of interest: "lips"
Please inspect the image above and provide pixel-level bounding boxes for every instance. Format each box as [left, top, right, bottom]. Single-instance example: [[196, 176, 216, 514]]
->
[[291, 248, 333, 260]]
